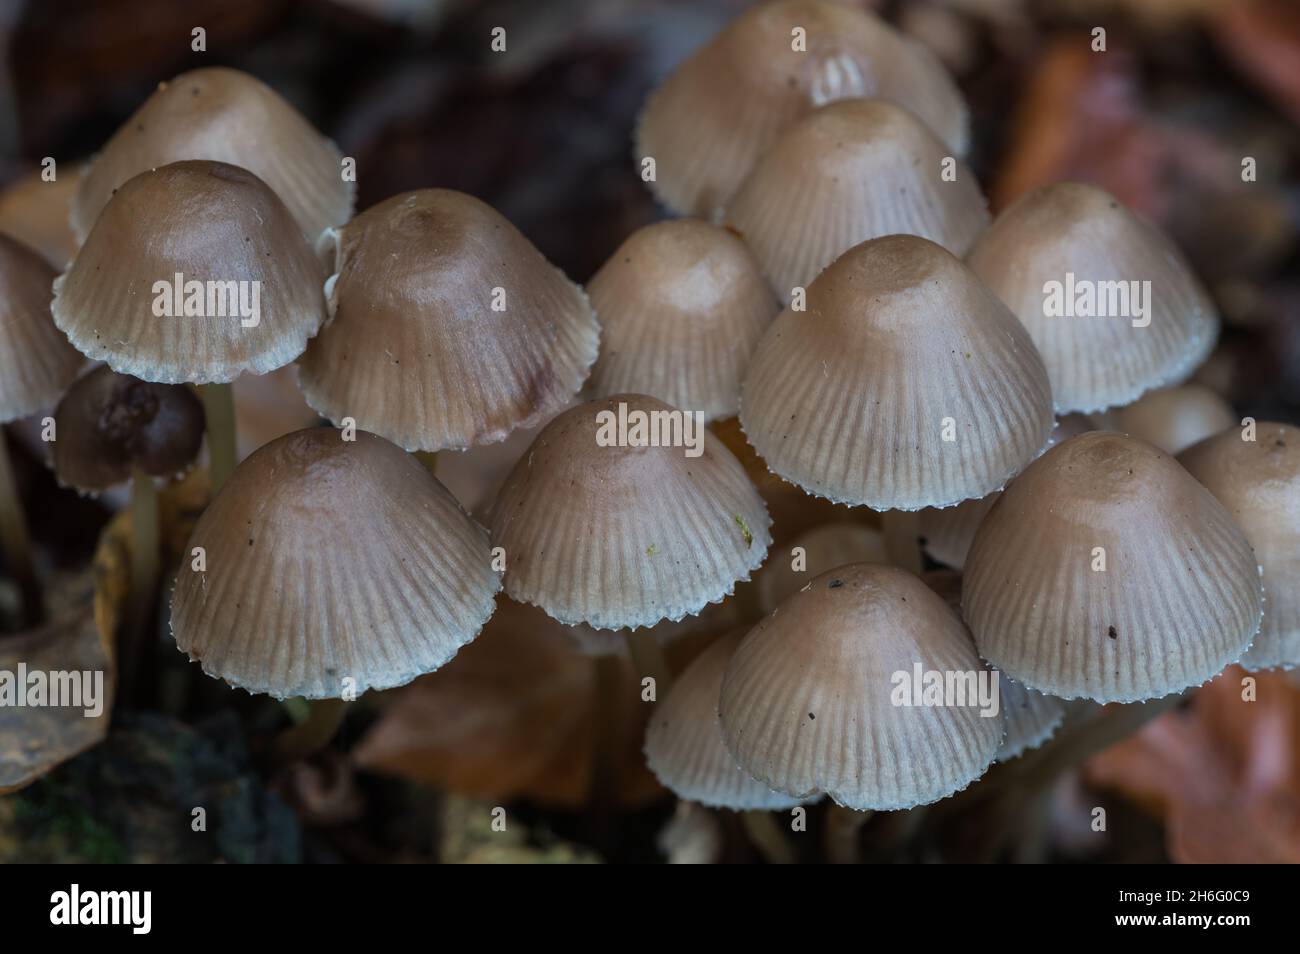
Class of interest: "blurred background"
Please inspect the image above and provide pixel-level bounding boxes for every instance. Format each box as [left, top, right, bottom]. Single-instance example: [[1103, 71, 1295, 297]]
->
[[0, 0, 1297, 863]]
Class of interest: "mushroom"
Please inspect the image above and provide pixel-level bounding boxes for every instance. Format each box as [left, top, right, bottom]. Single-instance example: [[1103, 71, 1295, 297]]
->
[[739, 234, 1054, 510], [71, 67, 352, 245], [1180, 421, 1300, 670], [51, 160, 329, 491], [0, 165, 80, 269], [488, 394, 771, 631], [1095, 383, 1236, 455], [170, 427, 500, 699], [297, 189, 599, 452], [718, 564, 1000, 810], [0, 233, 84, 624], [967, 182, 1219, 414], [585, 219, 779, 421], [636, 0, 968, 218], [963, 431, 1263, 702], [644, 629, 811, 810], [724, 99, 988, 302]]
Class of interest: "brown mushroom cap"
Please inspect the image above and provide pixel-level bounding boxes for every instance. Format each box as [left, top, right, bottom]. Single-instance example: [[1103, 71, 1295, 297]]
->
[[297, 189, 599, 452], [1097, 383, 1236, 455], [488, 394, 771, 630], [967, 182, 1219, 414], [0, 167, 80, 269], [52, 161, 328, 385], [963, 431, 1263, 702], [739, 234, 1054, 510], [52, 365, 205, 493], [0, 234, 84, 422], [636, 0, 968, 218], [645, 629, 812, 810], [72, 67, 352, 244], [718, 563, 1000, 810], [586, 220, 779, 421], [1180, 422, 1300, 670], [170, 427, 500, 699]]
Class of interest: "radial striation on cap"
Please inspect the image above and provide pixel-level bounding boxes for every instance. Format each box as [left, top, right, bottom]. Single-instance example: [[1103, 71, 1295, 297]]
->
[[1180, 422, 1300, 670], [645, 629, 811, 810], [963, 431, 1263, 702], [170, 427, 501, 699], [297, 189, 599, 452], [0, 234, 83, 422], [968, 182, 1219, 414], [995, 675, 1066, 761], [72, 67, 352, 244], [489, 394, 772, 630], [740, 234, 1055, 510], [52, 161, 328, 385], [719, 564, 1000, 810], [636, 0, 968, 218], [586, 220, 779, 421], [724, 99, 988, 302]]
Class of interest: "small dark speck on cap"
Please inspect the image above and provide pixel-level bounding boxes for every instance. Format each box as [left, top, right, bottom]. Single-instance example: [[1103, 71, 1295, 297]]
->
[[828, 579, 843, 589], [808, 712, 815, 720], [1107, 625, 1118, 639]]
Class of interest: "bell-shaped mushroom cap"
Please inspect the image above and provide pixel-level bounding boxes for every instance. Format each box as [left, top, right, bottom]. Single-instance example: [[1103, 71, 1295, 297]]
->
[[170, 427, 500, 699], [0, 234, 83, 422], [963, 431, 1263, 702], [645, 629, 810, 809], [0, 167, 79, 269], [488, 394, 771, 630], [586, 220, 779, 421], [740, 234, 1054, 510], [52, 161, 328, 385], [755, 521, 888, 613], [967, 182, 1219, 414], [71, 67, 352, 243], [636, 0, 968, 218], [1179, 422, 1300, 670], [725, 99, 988, 302], [719, 564, 1000, 810], [297, 189, 599, 452], [52, 365, 205, 493], [919, 413, 1095, 569], [1098, 383, 1236, 455]]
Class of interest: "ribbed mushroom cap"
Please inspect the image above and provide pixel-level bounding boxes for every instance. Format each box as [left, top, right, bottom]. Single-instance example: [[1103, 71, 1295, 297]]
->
[[967, 182, 1219, 414], [52, 365, 205, 493], [0, 168, 79, 269], [52, 161, 327, 384], [636, 0, 968, 218], [71, 67, 352, 243], [719, 564, 1000, 810], [919, 413, 1094, 569], [1098, 383, 1236, 455], [489, 394, 771, 630], [725, 98, 989, 302], [755, 521, 888, 613], [586, 220, 779, 421], [170, 427, 500, 699], [1180, 422, 1300, 670], [645, 629, 810, 809], [0, 234, 83, 422], [963, 431, 1263, 702], [297, 189, 599, 452], [739, 234, 1054, 510]]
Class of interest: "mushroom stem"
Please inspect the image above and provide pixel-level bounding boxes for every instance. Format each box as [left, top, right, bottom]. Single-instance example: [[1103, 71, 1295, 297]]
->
[[741, 810, 796, 864], [200, 382, 236, 493], [824, 804, 872, 863], [268, 698, 348, 767], [589, 653, 625, 808], [121, 467, 160, 700], [627, 629, 673, 696], [881, 510, 924, 574], [0, 428, 42, 627]]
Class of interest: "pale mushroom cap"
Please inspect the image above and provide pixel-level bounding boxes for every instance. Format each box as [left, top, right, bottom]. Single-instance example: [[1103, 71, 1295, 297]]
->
[[170, 427, 501, 699], [645, 629, 811, 809], [52, 161, 328, 384], [725, 98, 989, 302], [72, 67, 352, 244], [586, 219, 779, 420], [636, 0, 968, 218], [755, 521, 889, 613], [0, 168, 79, 269], [1098, 383, 1236, 455], [488, 394, 772, 630], [719, 563, 1000, 810], [297, 189, 599, 452], [0, 234, 83, 422], [739, 234, 1055, 510], [963, 431, 1263, 702], [1180, 422, 1300, 670], [967, 182, 1219, 414]]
